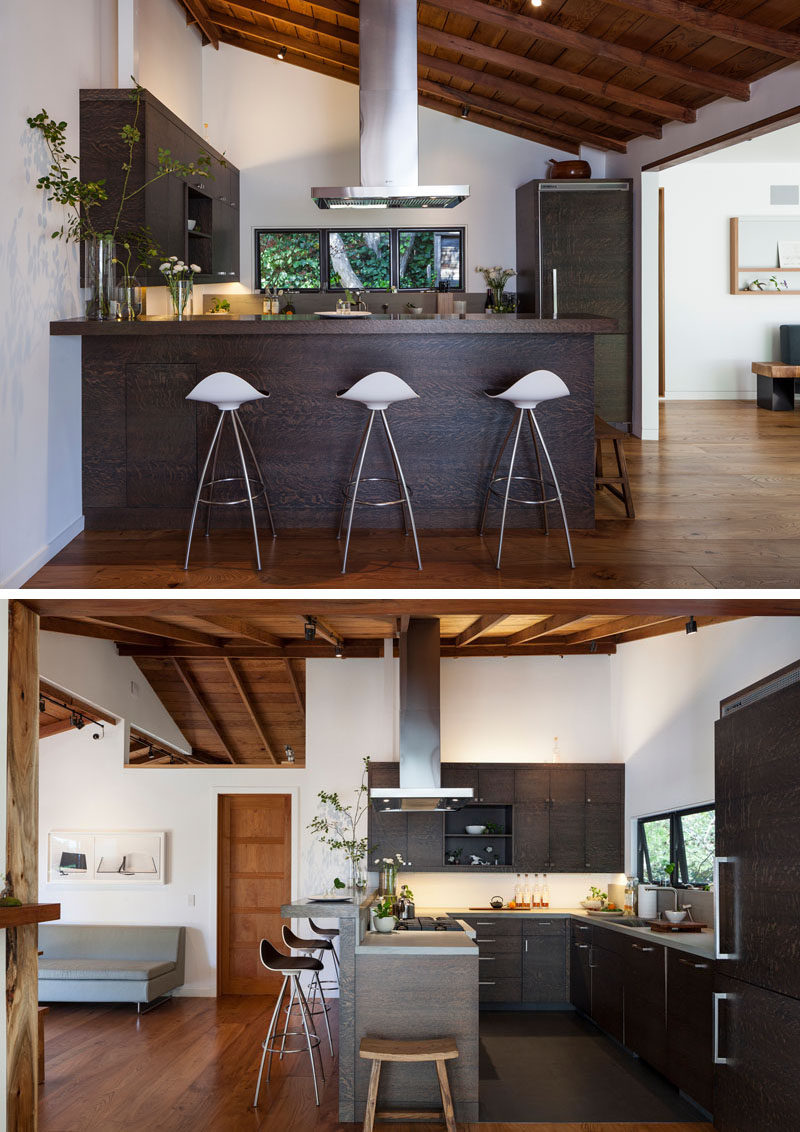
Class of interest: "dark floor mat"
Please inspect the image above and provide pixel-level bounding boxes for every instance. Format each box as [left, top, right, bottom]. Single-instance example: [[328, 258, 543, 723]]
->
[[479, 1011, 703, 1123]]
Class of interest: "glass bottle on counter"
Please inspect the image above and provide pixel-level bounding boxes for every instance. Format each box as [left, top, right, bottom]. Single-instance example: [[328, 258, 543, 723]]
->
[[522, 874, 531, 908], [514, 873, 523, 906], [484, 288, 493, 313], [542, 875, 550, 908], [624, 875, 638, 916], [533, 874, 542, 908]]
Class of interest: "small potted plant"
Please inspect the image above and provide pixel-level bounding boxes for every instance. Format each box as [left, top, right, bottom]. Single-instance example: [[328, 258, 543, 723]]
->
[[208, 297, 231, 314], [373, 894, 397, 932]]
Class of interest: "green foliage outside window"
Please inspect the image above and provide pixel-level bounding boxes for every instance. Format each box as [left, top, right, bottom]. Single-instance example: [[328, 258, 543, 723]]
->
[[258, 230, 320, 290], [328, 231, 390, 289], [639, 807, 715, 886], [399, 231, 462, 289]]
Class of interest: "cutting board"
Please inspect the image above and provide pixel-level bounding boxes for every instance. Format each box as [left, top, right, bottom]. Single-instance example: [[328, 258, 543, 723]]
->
[[649, 920, 708, 933]]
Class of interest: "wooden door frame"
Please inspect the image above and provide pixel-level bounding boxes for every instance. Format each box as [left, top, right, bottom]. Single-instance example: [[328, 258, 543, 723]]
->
[[658, 186, 665, 399], [210, 787, 299, 996]]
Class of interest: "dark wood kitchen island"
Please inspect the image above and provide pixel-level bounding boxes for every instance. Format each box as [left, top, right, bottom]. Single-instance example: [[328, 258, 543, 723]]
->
[[50, 313, 615, 533]]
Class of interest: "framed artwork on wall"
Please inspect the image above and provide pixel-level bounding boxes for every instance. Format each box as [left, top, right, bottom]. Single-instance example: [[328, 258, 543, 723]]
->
[[48, 830, 166, 885]]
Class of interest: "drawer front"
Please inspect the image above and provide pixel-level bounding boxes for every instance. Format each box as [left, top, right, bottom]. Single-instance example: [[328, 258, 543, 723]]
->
[[523, 918, 567, 937], [478, 951, 521, 979], [667, 947, 714, 1010], [479, 976, 521, 1003], [625, 940, 666, 1010], [571, 920, 593, 945], [473, 934, 519, 954], [462, 917, 522, 937]]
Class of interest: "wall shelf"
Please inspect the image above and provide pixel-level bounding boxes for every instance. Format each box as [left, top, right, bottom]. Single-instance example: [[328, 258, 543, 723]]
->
[[730, 216, 800, 294], [0, 902, 60, 928]]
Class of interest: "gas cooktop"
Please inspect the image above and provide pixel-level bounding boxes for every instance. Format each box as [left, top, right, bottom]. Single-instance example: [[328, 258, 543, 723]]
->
[[395, 916, 463, 932]]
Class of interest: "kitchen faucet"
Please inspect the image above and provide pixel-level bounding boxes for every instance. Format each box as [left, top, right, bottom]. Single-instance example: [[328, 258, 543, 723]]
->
[[352, 290, 368, 311]]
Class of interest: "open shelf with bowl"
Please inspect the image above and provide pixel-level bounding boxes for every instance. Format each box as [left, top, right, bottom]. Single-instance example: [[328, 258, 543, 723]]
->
[[444, 805, 513, 869]]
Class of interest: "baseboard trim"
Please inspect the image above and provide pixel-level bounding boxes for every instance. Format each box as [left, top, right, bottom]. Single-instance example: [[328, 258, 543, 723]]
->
[[663, 391, 757, 401], [2, 515, 85, 589]]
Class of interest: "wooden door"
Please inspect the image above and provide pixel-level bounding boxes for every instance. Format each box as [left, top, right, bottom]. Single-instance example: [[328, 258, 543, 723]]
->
[[217, 794, 291, 994]]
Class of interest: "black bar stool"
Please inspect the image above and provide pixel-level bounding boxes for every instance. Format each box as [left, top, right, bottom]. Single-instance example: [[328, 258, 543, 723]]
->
[[281, 925, 334, 1055], [308, 917, 340, 982], [479, 369, 575, 569], [336, 371, 422, 573], [184, 371, 276, 571], [253, 939, 325, 1108]]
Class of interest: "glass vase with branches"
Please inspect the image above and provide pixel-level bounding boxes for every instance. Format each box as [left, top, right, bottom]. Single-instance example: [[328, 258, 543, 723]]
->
[[308, 756, 373, 893]]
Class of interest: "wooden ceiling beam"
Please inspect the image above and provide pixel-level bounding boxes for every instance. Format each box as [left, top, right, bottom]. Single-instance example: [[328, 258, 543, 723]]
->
[[171, 659, 239, 764], [599, 0, 800, 61], [117, 641, 384, 658], [421, 23, 695, 124], [612, 615, 734, 645], [551, 614, 679, 645], [419, 77, 627, 154], [224, 659, 279, 766], [307, 615, 345, 651], [216, 16, 358, 68], [129, 727, 195, 764], [421, 0, 750, 102], [218, 32, 359, 83], [39, 719, 78, 740], [40, 616, 167, 649], [180, 0, 220, 48], [301, 0, 358, 18], [215, 0, 359, 46], [39, 681, 118, 726], [504, 615, 586, 647], [284, 659, 306, 718], [420, 94, 578, 151], [420, 51, 659, 139], [453, 614, 510, 648], [199, 615, 285, 648], [85, 615, 225, 648], [440, 643, 616, 656]]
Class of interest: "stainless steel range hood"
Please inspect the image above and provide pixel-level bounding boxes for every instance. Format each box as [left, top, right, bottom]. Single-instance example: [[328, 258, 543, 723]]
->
[[371, 618, 473, 812], [312, 0, 469, 210]]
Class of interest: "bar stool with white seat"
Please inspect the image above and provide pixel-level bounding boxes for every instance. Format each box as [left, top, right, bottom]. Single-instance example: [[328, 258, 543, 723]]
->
[[184, 371, 276, 571], [479, 369, 575, 570], [336, 371, 422, 573], [253, 939, 325, 1108], [281, 925, 334, 1055]]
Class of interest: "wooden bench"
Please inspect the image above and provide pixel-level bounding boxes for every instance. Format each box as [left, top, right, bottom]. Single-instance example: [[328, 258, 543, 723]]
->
[[359, 1036, 458, 1132], [752, 362, 800, 411], [594, 415, 635, 518]]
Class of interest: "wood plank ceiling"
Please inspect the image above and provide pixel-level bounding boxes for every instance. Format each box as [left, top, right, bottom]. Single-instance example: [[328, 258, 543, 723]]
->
[[26, 599, 783, 766], [176, 0, 800, 154]]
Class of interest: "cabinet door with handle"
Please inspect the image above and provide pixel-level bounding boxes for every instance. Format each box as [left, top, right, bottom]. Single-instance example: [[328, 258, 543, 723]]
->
[[667, 948, 713, 1112], [522, 921, 567, 1003], [569, 936, 591, 1015], [589, 943, 624, 1044], [623, 940, 667, 1074]]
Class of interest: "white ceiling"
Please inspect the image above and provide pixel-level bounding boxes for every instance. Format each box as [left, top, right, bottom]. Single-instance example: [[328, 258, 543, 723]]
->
[[693, 121, 800, 165]]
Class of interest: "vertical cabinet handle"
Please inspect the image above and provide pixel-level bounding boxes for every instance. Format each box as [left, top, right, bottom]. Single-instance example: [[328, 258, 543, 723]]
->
[[714, 856, 739, 960], [713, 991, 731, 1065]]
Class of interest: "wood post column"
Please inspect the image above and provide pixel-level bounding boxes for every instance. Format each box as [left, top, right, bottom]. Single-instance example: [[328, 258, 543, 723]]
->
[[6, 601, 40, 1131]]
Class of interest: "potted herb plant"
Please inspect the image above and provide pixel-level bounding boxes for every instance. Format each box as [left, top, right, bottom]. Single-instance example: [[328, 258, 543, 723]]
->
[[373, 895, 397, 932]]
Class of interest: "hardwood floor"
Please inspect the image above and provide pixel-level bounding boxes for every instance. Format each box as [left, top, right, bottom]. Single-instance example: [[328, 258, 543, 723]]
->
[[27, 401, 800, 589], [39, 997, 714, 1131]]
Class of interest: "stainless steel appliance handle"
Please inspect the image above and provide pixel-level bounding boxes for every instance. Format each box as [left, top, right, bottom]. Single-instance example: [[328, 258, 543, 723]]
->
[[713, 991, 731, 1065], [525, 939, 528, 953], [552, 267, 558, 320], [714, 856, 739, 960]]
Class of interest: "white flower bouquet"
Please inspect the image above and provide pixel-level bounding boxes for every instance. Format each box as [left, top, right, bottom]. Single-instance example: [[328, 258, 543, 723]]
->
[[159, 256, 201, 316]]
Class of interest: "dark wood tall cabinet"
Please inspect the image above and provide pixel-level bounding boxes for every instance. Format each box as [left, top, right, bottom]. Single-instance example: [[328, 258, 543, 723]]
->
[[79, 88, 240, 286], [516, 179, 633, 426]]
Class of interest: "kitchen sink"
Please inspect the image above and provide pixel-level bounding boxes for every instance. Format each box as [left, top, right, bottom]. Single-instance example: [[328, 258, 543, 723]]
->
[[599, 916, 652, 927]]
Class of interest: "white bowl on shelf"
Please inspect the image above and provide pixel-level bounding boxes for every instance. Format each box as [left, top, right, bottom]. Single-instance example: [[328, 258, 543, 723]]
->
[[187, 219, 197, 231], [465, 825, 486, 835], [663, 909, 688, 923]]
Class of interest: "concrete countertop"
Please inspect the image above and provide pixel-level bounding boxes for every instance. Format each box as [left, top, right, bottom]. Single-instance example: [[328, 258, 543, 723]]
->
[[281, 890, 376, 920], [50, 312, 618, 336], [423, 907, 716, 960], [356, 930, 479, 957]]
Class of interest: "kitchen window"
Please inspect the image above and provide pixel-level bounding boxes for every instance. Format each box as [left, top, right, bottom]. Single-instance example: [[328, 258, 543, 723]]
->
[[256, 230, 321, 291], [637, 805, 715, 887], [254, 227, 465, 292]]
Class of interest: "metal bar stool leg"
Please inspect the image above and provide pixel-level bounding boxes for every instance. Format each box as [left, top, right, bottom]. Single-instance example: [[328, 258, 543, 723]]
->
[[527, 409, 550, 535], [204, 412, 225, 537], [496, 410, 524, 570], [386, 428, 411, 536], [337, 416, 372, 540], [313, 971, 334, 1056], [230, 411, 263, 572], [380, 410, 422, 570], [529, 410, 575, 569], [479, 414, 516, 536], [278, 974, 298, 1061], [234, 409, 276, 538], [185, 411, 226, 570], [341, 410, 375, 573], [253, 973, 288, 1107], [295, 977, 322, 1104]]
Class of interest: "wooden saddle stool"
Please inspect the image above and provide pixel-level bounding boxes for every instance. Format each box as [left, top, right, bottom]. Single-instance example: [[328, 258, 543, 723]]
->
[[594, 414, 635, 518], [359, 1036, 458, 1132]]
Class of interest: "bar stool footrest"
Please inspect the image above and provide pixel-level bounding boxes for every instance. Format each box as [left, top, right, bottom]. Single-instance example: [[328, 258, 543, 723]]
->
[[341, 476, 410, 508], [261, 1031, 321, 1056], [198, 475, 268, 507], [487, 474, 558, 506]]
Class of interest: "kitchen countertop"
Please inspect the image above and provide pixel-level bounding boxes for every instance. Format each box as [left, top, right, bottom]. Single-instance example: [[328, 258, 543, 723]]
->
[[422, 907, 716, 959], [50, 312, 617, 336], [357, 927, 478, 957], [281, 891, 375, 919]]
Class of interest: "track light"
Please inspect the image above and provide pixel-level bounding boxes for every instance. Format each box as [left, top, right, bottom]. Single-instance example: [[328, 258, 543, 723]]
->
[[461, 104, 469, 119], [589, 641, 598, 653], [335, 644, 344, 659], [531, 0, 543, 7], [39, 696, 46, 713], [304, 617, 317, 641], [70, 712, 85, 731], [284, 745, 295, 764], [685, 616, 698, 635], [277, 45, 287, 60]]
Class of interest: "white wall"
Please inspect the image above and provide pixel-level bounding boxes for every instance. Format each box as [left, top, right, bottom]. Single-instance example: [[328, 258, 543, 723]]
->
[[606, 61, 800, 438], [135, 0, 203, 133], [0, 0, 116, 586], [617, 617, 800, 870], [199, 42, 570, 299], [661, 161, 800, 398]]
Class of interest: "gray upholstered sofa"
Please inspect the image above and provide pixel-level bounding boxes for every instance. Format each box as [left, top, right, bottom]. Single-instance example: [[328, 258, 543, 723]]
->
[[38, 925, 185, 1012]]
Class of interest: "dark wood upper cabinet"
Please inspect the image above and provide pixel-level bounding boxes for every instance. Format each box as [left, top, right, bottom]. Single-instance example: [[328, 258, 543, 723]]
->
[[515, 765, 550, 804], [584, 765, 623, 804], [549, 766, 586, 803], [367, 763, 407, 862], [584, 804, 623, 872], [406, 813, 444, 870], [80, 88, 240, 287], [478, 765, 514, 804], [548, 803, 586, 870], [441, 763, 480, 793], [514, 805, 549, 870]]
